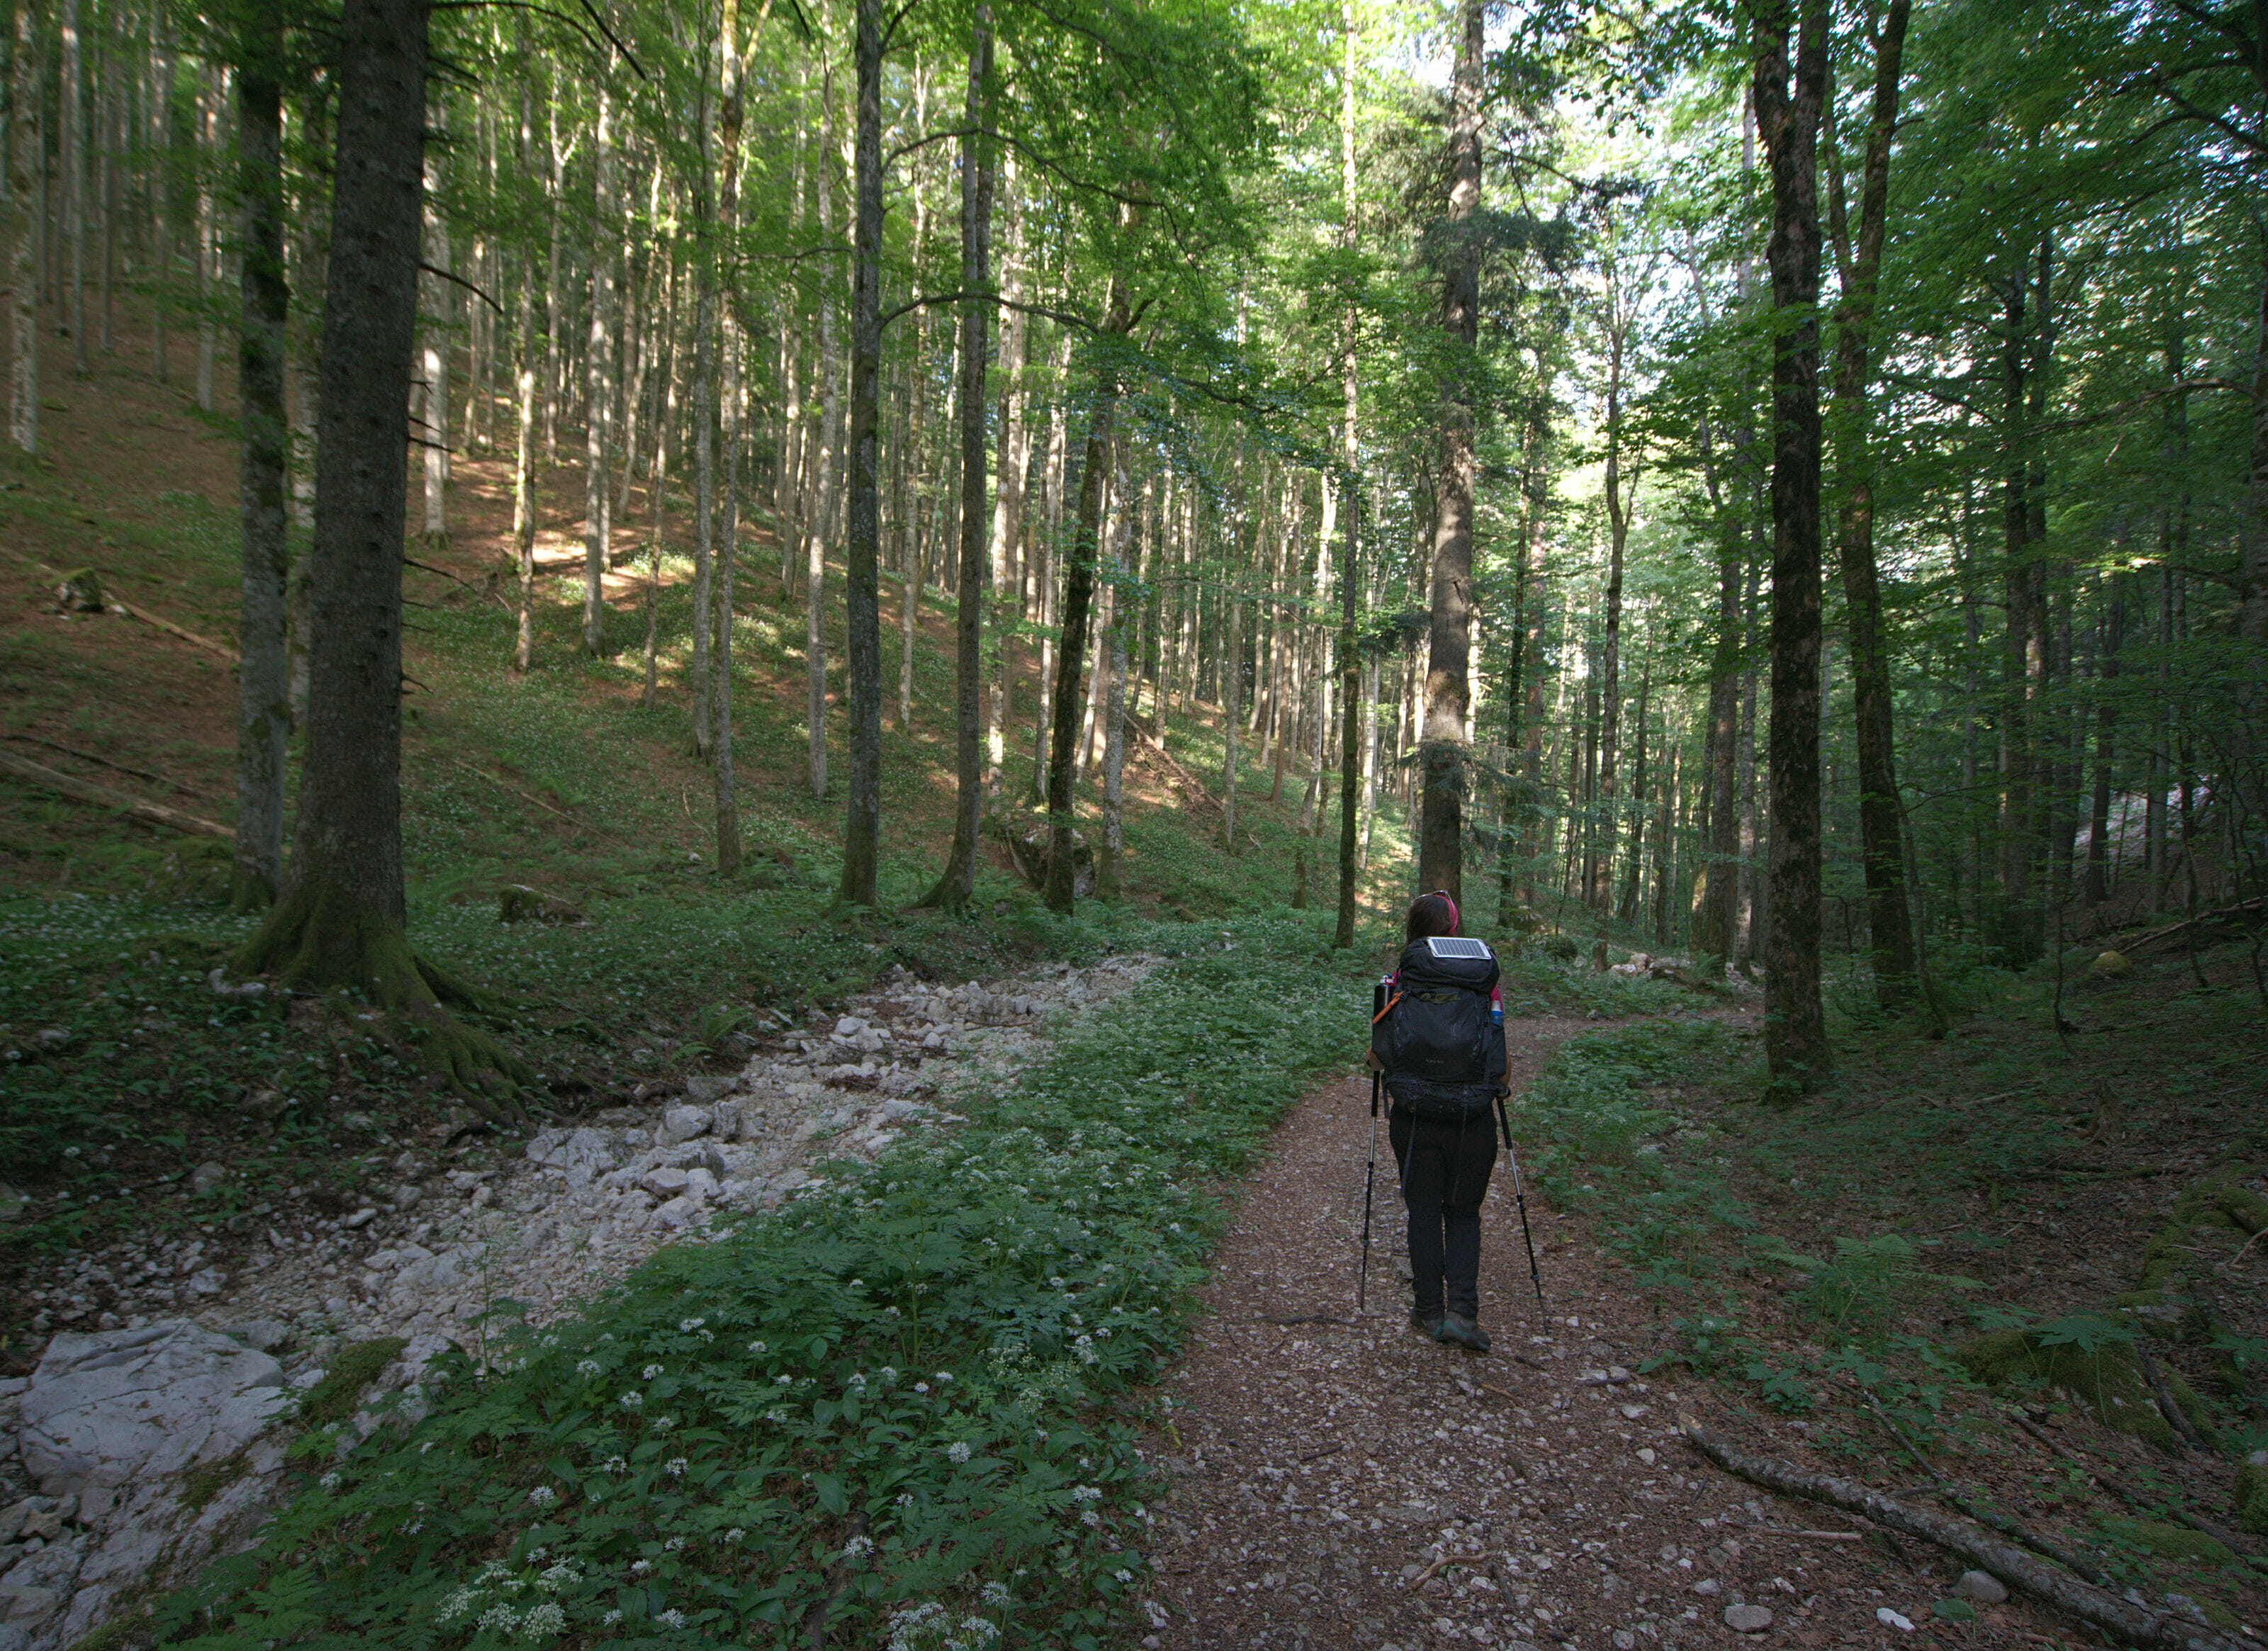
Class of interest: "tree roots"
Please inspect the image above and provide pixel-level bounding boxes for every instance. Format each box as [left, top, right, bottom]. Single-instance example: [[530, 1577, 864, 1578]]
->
[[235, 878, 534, 1116]]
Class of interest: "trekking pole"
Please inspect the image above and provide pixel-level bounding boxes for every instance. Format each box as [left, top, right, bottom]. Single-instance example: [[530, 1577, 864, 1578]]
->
[[1497, 1090, 1544, 1305], [1358, 1069, 1381, 1313]]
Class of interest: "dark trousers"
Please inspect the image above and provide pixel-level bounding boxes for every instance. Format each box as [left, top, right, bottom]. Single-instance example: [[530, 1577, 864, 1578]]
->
[[1390, 1107, 1498, 1319]]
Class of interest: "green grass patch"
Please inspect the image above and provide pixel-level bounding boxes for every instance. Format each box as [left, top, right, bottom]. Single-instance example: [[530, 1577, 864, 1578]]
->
[[155, 919, 1371, 1650]]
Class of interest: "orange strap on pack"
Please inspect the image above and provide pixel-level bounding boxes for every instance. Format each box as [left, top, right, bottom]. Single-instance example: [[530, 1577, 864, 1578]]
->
[[1370, 991, 1402, 1025]]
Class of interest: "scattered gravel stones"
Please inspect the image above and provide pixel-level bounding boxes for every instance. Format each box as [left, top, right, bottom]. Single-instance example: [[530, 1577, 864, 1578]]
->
[[1724, 1603, 1775, 1633], [0, 953, 1160, 1651]]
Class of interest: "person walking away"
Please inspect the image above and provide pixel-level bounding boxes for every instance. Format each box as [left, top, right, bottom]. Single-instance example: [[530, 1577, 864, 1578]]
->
[[1367, 890, 1508, 1353]]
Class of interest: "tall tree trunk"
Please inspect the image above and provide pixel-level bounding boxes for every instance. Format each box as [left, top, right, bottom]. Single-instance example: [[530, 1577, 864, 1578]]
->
[[420, 152, 449, 545], [1827, 0, 1916, 1009], [985, 156, 1027, 811], [807, 65, 841, 802], [194, 71, 215, 413], [237, 0, 520, 1095], [1753, 0, 1832, 1094], [1220, 585, 1241, 853], [916, 6, 993, 912], [1043, 279, 1133, 912], [835, 0, 888, 905], [1617, 656, 1649, 924], [9, 0, 37, 454], [713, 7, 744, 878], [1099, 432, 1130, 900], [580, 86, 614, 655], [2084, 575, 2124, 906], [61, 0, 84, 374], [510, 63, 539, 675], [1995, 267, 2040, 963], [1417, 0, 1483, 904], [1332, 0, 1362, 950], [230, 4, 288, 910], [1595, 228, 1632, 917]]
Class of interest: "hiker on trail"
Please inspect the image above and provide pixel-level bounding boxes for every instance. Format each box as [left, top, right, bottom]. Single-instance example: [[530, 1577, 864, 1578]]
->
[[1366, 890, 1508, 1355]]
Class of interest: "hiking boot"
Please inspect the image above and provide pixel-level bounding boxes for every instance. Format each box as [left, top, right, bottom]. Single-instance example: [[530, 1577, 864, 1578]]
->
[[1435, 1313, 1491, 1354], [1409, 1305, 1446, 1338]]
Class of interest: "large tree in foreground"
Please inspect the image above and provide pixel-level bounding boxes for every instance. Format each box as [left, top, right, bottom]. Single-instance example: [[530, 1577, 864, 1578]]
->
[[237, 0, 524, 1095], [1415, 0, 1485, 907], [1753, 0, 1831, 1095]]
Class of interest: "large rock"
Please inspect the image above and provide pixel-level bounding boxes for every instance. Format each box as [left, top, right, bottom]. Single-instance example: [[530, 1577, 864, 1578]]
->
[[658, 1104, 713, 1144], [524, 1127, 624, 1189], [18, 1322, 289, 1496]]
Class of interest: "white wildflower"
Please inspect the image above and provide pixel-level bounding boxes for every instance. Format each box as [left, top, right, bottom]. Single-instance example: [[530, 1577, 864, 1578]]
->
[[631, 1560, 653, 1575], [320, 1470, 342, 1494], [842, 1533, 875, 1562], [879, 1366, 898, 1382], [1081, 1510, 1101, 1527], [651, 1416, 675, 1433], [934, 1371, 953, 1384], [765, 1408, 789, 1423], [747, 1340, 768, 1354], [619, 1391, 644, 1411], [722, 1527, 746, 1544], [537, 1560, 581, 1594], [947, 1440, 972, 1465], [476, 1603, 520, 1634], [520, 1601, 566, 1638], [914, 1382, 931, 1395], [962, 1617, 1001, 1642], [403, 1519, 425, 1535], [527, 1485, 556, 1507], [664, 1457, 688, 1477], [1071, 1485, 1101, 1502], [678, 1316, 704, 1332], [657, 1608, 687, 1629], [847, 1372, 867, 1389], [576, 1359, 601, 1377], [776, 1374, 794, 1386], [602, 1608, 623, 1625], [602, 1455, 627, 1473], [981, 1582, 1012, 1607], [437, 1585, 483, 1623], [1113, 1568, 1133, 1583], [643, 1363, 665, 1381]]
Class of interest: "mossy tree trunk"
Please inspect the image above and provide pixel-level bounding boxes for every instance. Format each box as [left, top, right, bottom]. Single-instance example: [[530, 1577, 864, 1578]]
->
[[235, 0, 524, 1097], [230, 0, 288, 912]]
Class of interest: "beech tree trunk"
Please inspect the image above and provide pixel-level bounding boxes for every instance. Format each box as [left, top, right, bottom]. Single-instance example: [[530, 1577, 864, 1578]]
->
[[984, 157, 1027, 810], [1417, 0, 1483, 905], [1044, 279, 1133, 912], [916, 8, 993, 912], [1753, 0, 1832, 1094], [581, 86, 615, 655], [230, 5, 288, 910], [10, 0, 38, 454], [1099, 432, 1130, 900], [713, 6, 744, 878], [835, 0, 887, 905], [1829, 0, 1916, 1009], [511, 71, 538, 676]]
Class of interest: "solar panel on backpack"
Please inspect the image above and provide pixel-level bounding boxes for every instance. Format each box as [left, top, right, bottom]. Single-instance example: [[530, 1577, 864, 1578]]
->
[[1424, 936, 1494, 961]]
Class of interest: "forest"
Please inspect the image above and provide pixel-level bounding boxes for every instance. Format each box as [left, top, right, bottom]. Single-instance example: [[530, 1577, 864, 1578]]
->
[[0, 0, 2262, 1647]]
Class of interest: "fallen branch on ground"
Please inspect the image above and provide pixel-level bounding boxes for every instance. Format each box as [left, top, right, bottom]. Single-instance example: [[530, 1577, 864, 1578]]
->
[[1678, 1414, 2242, 1651], [0, 749, 232, 841], [2120, 897, 2268, 956], [1851, 1383, 2115, 1586], [1, 732, 211, 798]]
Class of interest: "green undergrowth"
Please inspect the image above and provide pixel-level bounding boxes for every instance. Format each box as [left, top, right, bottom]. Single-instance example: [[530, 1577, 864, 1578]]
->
[[152, 921, 1371, 1651], [0, 884, 1217, 1348]]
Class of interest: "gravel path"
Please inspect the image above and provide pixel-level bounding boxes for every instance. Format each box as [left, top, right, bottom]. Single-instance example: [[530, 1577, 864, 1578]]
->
[[1142, 1002, 2023, 1651]]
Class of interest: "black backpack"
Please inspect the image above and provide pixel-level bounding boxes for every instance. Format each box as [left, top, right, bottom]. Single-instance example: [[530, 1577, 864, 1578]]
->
[[1373, 936, 1505, 1122]]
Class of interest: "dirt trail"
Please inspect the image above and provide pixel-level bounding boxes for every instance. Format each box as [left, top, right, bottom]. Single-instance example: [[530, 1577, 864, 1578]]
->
[[1142, 1002, 2011, 1651]]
